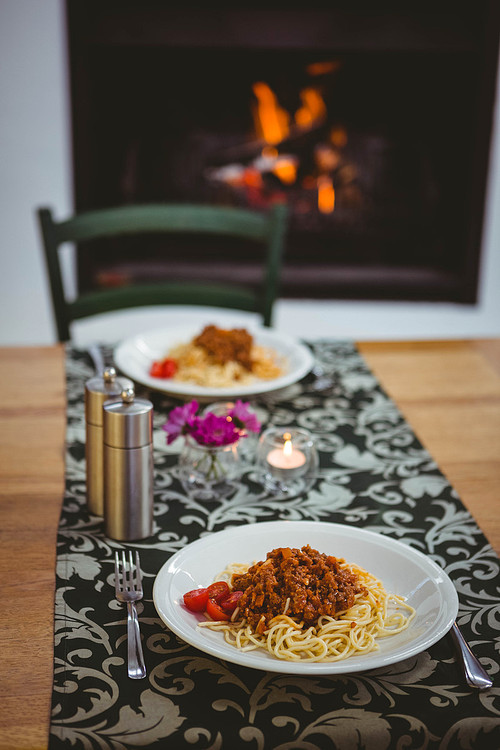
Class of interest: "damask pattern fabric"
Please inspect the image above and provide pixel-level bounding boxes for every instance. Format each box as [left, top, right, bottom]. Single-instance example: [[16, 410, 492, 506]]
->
[[49, 342, 500, 750]]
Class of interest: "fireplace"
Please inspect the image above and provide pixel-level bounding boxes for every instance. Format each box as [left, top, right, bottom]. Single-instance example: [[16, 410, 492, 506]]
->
[[66, 1, 500, 303]]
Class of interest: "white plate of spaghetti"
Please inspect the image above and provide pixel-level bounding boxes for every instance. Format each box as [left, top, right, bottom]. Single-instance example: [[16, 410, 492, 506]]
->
[[114, 323, 313, 399], [152, 521, 459, 674]]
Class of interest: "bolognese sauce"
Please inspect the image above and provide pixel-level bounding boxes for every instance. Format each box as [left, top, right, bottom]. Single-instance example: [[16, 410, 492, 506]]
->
[[194, 325, 254, 370], [231, 545, 366, 634]]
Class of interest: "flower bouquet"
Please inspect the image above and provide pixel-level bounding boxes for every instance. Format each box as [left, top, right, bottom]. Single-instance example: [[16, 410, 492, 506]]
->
[[163, 400, 260, 500]]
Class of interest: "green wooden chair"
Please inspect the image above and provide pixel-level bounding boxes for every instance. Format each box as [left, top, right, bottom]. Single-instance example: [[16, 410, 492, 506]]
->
[[37, 202, 288, 342]]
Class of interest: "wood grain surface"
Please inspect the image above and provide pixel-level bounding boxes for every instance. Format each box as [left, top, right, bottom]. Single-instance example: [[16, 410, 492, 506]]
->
[[0, 340, 499, 749]]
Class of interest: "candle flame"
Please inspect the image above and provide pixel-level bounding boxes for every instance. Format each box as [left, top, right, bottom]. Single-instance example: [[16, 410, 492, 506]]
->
[[283, 432, 292, 457]]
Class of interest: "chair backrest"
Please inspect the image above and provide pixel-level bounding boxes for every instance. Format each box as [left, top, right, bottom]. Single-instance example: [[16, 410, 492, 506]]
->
[[37, 202, 289, 342]]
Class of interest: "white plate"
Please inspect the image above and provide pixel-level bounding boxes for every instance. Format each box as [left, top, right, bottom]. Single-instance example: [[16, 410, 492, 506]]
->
[[114, 323, 314, 399], [152, 521, 459, 675]]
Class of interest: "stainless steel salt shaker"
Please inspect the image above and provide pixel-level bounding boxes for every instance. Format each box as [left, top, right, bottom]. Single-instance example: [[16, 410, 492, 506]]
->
[[103, 387, 154, 541], [85, 367, 133, 516]]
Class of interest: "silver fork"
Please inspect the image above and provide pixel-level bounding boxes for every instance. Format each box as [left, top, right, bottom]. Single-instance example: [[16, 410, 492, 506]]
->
[[114, 550, 147, 679]]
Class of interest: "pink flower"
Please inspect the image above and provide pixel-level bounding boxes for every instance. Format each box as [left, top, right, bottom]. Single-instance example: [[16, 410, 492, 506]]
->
[[163, 399, 257, 447], [162, 400, 199, 444], [190, 413, 240, 446], [228, 400, 261, 433]]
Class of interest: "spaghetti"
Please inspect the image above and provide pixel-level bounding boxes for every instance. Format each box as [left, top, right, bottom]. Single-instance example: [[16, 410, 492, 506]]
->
[[198, 546, 416, 663]]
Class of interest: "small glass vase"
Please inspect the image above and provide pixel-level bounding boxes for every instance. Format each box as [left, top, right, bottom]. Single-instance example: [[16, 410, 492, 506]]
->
[[178, 435, 240, 501]]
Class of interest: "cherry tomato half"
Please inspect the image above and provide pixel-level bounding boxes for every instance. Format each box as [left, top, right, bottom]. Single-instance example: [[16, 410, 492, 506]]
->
[[206, 581, 230, 603], [220, 590, 244, 613], [149, 358, 178, 379], [161, 358, 178, 378], [183, 587, 209, 612], [149, 360, 165, 378], [206, 597, 231, 621]]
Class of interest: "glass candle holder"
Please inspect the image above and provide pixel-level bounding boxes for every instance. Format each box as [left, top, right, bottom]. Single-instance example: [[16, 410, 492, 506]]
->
[[256, 426, 318, 494]]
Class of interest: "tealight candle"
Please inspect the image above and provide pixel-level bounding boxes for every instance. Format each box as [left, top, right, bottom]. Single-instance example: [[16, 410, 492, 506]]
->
[[267, 432, 306, 471], [257, 427, 317, 493]]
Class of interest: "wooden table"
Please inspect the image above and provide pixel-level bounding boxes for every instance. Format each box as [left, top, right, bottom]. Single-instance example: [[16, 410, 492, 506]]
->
[[1, 339, 499, 749]]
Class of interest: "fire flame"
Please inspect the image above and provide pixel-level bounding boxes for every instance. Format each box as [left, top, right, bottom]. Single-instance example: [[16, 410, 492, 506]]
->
[[272, 155, 298, 185], [253, 81, 327, 145], [317, 176, 335, 214], [306, 60, 342, 76], [295, 88, 327, 128], [238, 74, 346, 210], [252, 82, 290, 145]]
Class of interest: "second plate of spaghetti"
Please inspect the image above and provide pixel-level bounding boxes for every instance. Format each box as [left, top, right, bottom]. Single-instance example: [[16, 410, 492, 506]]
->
[[153, 521, 459, 675]]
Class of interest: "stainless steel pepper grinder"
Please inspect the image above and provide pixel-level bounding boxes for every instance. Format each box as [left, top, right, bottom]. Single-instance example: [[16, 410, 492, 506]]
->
[[85, 366, 133, 516], [103, 387, 154, 541]]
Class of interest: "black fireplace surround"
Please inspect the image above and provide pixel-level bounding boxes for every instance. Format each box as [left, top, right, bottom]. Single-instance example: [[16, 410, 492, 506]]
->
[[66, 1, 500, 304]]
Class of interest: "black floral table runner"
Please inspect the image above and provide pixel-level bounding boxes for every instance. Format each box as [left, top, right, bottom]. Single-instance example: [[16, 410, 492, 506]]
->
[[49, 341, 500, 750]]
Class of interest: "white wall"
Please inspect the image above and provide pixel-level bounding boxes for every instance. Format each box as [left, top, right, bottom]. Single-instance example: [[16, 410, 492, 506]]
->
[[0, 0, 72, 345], [1, 0, 499, 346]]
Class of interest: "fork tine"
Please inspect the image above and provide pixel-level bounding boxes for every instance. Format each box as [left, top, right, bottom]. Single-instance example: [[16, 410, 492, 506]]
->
[[135, 551, 143, 595], [114, 551, 120, 590], [122, 550, 128, 590], [128, 550, 134, 590]]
